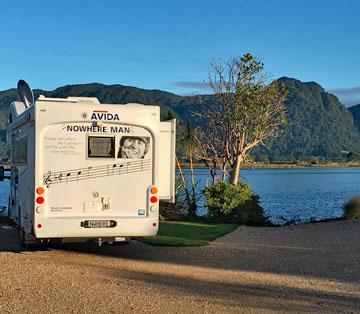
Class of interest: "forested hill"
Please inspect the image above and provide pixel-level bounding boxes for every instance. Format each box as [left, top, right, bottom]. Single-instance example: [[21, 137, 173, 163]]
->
[[0, 83, 183, 126], [0, 78, 359, 161], [348, 104, 360, 131], [252, 77, 360, 161]]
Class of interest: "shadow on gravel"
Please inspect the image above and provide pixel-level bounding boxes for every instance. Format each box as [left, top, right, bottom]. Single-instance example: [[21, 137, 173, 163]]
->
[[56, 221, 360, 284], [0, 226, 21, 253], [0, 225, 52, 253], [1, 221, 360, 286], [107, 268, 360, 313]]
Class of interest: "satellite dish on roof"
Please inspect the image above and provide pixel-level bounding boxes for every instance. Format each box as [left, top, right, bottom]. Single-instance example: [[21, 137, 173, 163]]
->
[[17, 79, 34, 108]]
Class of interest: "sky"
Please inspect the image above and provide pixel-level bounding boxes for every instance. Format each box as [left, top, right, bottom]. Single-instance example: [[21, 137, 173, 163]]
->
[[0, 0, 359, 105]]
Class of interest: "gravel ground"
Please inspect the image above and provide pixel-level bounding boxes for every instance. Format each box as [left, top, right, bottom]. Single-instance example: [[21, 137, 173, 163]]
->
[[0, 220, 360, 313]]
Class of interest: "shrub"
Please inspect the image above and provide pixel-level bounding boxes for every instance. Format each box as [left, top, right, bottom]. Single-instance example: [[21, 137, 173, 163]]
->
[[203, 181, 270, 226], [343, 196, 360, 220]]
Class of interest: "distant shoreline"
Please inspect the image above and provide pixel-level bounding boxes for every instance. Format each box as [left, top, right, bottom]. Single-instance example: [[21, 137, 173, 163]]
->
[[244, 161, 360, 168], [179, 161, 360, 169]]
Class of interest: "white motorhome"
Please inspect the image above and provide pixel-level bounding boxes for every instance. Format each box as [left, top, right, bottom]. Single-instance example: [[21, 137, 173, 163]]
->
[[4, 81, 176, 247]]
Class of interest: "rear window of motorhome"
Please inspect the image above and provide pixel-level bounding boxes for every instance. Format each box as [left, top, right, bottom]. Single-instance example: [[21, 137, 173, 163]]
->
[[88, 136, 115, 158]]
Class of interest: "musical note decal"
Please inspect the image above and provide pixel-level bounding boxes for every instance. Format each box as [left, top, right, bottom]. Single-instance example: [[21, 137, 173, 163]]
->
[[44, 171, 52, 185], [56, 173, 63, 182], [43, 159, 151, 187]]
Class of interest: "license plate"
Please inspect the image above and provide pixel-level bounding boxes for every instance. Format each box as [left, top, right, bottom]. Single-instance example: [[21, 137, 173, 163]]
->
[[81, 220, 117, 228]]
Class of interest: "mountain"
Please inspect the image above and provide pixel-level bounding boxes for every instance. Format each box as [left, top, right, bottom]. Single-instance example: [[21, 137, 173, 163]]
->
[[348, 104, 360, 131], [0, 78, 359, 161], [0, 83, 185, 122], [165, 77, 360, 161], [250, 77, 360, 161]]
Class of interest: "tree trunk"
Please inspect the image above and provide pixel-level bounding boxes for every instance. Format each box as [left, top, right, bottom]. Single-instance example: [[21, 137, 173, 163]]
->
[[189, 151, 195, 195], [221, 164, 227, 181], [175, 156, 191, 206], [211, 170, 216, 184], [202, 159, 217, 185], [188, 151, 197, 217], [211, 160, 217, 184], [230, 155, 242, 185]]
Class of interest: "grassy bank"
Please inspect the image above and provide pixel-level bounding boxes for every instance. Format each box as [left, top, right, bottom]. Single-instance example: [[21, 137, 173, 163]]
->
[[142, 221, 238, 246]]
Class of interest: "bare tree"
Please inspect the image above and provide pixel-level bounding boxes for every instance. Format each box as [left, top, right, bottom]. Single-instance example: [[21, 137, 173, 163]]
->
[[195, 53, 287, 185], [193, 103, 229, 184]]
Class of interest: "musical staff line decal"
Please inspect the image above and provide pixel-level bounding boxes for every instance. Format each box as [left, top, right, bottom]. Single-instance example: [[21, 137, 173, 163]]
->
[[43, 159, 151, 187]]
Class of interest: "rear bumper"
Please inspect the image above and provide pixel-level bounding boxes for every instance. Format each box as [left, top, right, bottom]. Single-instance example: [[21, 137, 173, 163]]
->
[[33, 216, 159, 238]]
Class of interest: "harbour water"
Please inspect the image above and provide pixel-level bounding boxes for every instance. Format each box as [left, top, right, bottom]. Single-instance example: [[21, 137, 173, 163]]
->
[[1, 167, 359, 224], [184, 167, 360, 224]]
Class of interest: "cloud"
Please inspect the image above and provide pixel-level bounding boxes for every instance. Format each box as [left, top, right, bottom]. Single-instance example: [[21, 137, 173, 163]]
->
[[328, 87, 360, 107], [173, 81, 211, 91]]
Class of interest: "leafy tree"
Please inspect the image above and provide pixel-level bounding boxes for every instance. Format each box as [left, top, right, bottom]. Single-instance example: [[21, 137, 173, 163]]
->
[[195, 53, 287, 185]]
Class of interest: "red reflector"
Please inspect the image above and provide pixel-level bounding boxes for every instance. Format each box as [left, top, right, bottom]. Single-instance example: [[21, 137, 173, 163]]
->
[[36, 196, 44, 204], [150, 196, 158, 203], [37, 224, 42, 228], [152, 223, 157, 227]]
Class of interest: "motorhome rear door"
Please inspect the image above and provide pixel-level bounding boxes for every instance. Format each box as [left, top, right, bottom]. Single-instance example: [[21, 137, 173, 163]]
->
[[158, 119, 176, 202]]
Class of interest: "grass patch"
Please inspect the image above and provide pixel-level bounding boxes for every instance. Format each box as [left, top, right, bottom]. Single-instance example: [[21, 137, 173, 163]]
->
[[142, 221, 238, 246]]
